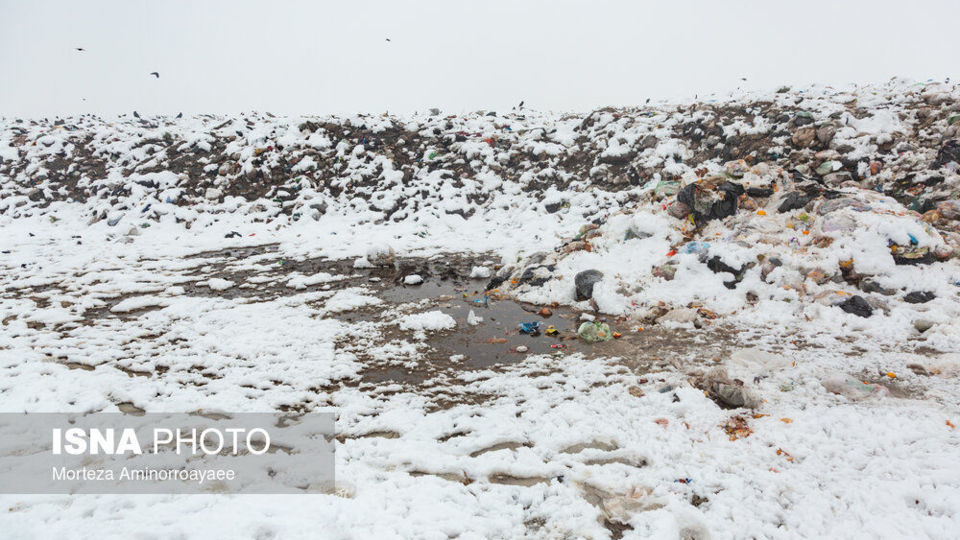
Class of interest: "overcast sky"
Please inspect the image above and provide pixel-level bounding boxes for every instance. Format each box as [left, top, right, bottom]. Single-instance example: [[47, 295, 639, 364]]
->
[[3, 0, 959, 118]]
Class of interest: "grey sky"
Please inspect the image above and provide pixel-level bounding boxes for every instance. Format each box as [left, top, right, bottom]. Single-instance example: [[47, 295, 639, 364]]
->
[[2, 0, 959, 117]]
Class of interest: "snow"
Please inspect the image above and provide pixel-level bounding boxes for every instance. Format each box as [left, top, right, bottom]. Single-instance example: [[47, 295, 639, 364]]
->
[[206, 278, 235, 291], [397, 310, 456, 332], [1, 79, 960, 538], [469, 266, 492, 279], [109, 296, 170, 313]]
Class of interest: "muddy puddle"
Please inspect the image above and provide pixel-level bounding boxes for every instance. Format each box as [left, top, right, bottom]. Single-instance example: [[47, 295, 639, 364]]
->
[[346, 269, 734, 386]]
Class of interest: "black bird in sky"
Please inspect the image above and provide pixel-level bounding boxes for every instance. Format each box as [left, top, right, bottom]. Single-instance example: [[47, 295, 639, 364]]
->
[[518, 100, 524, 109], [176, 112, 183, 119], [133, 111, 140, 118], [75, 47, 85, 52], [385, 38, 391, 42], [150, 72, 159, 78]]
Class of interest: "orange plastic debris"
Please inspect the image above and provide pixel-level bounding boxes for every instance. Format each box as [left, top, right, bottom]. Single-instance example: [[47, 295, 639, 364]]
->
[[776, 448, 795, 462], [947, 420, 956, 429], [780, 418, 793, 424], [757, 210, 767, 216]]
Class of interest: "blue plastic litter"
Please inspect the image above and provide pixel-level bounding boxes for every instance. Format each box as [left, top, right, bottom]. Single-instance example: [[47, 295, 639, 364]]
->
[[518, 321, 541, 335], [682, 241, 710, 254]]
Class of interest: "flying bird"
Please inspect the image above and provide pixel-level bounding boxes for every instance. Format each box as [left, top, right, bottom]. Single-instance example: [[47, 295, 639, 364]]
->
[[176, 112, 183, 119], [75, 47, 85, 52], [150, 72, 159, 78], [133, 111, 140, 118], [385, 38, 391, 42]]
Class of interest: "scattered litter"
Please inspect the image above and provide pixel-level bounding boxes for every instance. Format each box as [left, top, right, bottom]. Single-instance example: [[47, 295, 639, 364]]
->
[[518, 321, 542, 335], [577, 321, 612, 343], [821, 373, 890, 400], [467, 310, 483, 326]]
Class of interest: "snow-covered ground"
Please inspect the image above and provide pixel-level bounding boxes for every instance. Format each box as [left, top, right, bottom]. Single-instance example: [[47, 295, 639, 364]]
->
[[2, 80, 960, 538]]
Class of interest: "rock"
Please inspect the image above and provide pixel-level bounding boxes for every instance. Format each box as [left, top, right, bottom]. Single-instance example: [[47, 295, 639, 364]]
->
[[574, 269, 603, 301], [539, 307, 552, 317], [205, 188, 222, 201], [904, 291, 935, 304], [914, 319, 935, 333], [838, 295, 873, 317], [403, 274, 423, 285], [792, 127, 816, 148]]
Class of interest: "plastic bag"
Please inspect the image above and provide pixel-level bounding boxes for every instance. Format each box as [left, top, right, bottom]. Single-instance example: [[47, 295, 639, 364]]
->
[[821, 373, 889, 400], [577, 321, 612, 343]]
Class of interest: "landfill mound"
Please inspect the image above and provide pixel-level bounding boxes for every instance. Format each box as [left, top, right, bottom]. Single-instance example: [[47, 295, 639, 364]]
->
[[2, 78, 960, 346]]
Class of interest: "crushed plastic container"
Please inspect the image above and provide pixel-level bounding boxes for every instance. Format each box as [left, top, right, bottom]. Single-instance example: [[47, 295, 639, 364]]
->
[[577, 321, 612, 343], [518, 321, 541, 335], [821, 373, 890, 400], [682, 241, 710, 255]]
